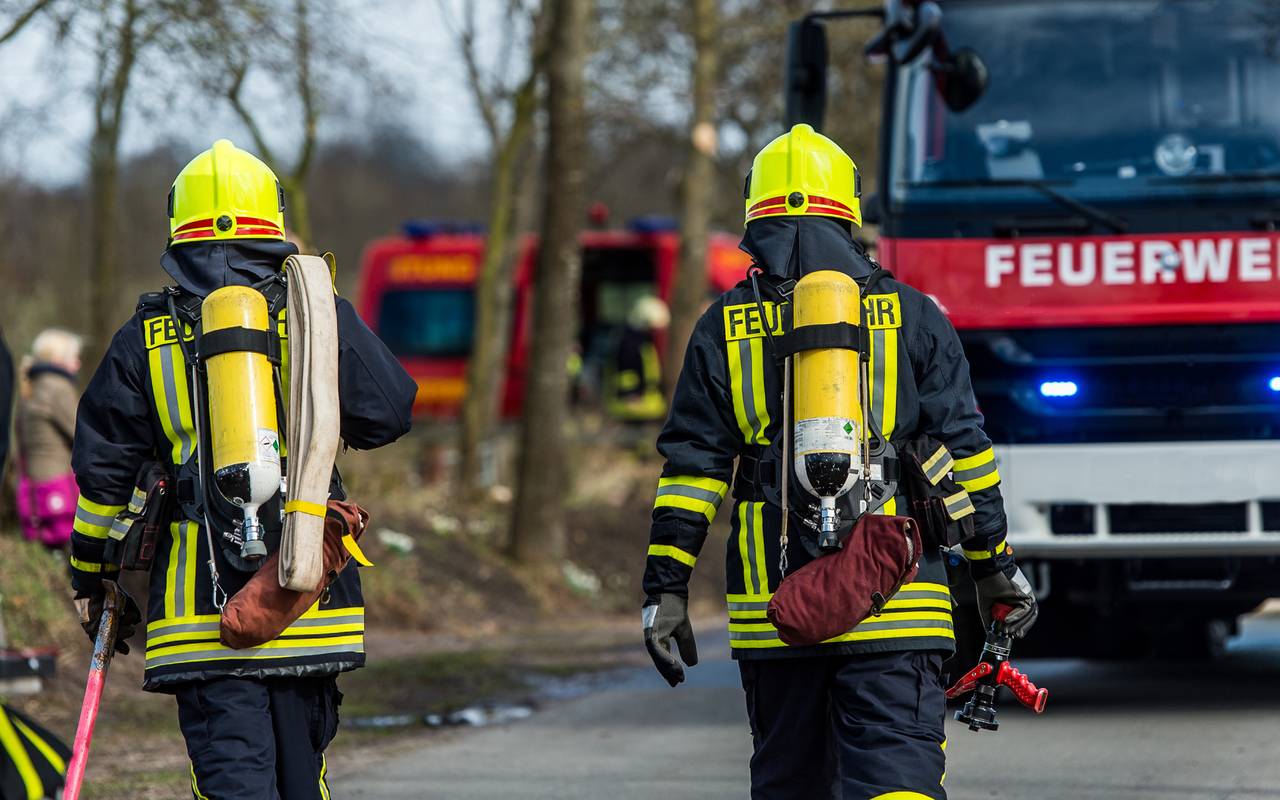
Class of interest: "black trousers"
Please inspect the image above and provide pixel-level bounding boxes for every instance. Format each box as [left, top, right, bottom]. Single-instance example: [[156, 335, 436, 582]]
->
[[739, 651, 948, 800], [175, 675, 342, 800]]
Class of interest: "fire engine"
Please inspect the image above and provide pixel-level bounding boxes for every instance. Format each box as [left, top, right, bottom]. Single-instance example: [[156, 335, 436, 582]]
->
[[357, 219, 751, 417], [788, 0, 1280, 659]]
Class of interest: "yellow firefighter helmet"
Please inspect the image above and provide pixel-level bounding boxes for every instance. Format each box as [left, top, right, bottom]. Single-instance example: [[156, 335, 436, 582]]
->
[[168, 139, 286, 245], [744, 123, 861, 227]]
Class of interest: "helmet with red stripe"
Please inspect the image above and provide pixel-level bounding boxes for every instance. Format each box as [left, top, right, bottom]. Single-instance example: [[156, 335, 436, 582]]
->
[[743, 124, 861, 227], [168, 139, 286, 245]]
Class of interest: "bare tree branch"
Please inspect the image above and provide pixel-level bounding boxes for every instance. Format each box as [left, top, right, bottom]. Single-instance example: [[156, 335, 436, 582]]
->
[[0, 0, 55, 49]]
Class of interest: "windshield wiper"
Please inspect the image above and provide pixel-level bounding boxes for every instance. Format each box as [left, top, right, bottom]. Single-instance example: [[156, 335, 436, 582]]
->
[[906, 178, 1129, 234], [1151, 170, 1280, 185]]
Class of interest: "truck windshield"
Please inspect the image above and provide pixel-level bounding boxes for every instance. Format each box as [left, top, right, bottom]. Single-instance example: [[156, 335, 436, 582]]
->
[[377, 289, 474, 358], [891, 0, 1280, 205]]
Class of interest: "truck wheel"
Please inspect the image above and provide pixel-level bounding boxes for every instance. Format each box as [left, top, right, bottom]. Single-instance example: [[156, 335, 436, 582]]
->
[[1159, 619, 1230, 661]]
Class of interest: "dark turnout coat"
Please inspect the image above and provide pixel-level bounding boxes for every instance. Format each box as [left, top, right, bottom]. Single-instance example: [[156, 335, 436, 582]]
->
[[70, 241, 417, 690], [642, 219, 1009, 660]]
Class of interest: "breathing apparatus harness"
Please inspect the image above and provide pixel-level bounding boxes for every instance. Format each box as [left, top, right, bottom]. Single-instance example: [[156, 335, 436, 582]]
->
[[747, 266, 899, 577], [164, 275, 290, 609]]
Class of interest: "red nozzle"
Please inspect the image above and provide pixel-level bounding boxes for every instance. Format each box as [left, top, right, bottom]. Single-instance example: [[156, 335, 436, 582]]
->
[[997, 662, 1048, 713]]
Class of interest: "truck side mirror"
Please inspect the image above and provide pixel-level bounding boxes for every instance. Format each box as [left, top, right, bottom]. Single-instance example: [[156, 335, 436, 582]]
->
[[892, 1, 942, 64], [785, 19, 828, 129], [935, 47, 989, 113]]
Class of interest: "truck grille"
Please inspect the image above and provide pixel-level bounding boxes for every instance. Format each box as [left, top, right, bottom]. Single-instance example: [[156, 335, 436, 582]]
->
[[1050, 502, 1249, 535]]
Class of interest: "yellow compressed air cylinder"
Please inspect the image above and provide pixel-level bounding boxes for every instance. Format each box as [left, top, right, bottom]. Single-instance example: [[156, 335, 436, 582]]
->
[[202, 286, 281, 559], [792, 270, 863, 544]]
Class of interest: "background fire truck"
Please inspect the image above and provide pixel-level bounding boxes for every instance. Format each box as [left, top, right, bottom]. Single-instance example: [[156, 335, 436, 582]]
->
[[357, 219, 751, 417], [788, 0, 1280, 661]]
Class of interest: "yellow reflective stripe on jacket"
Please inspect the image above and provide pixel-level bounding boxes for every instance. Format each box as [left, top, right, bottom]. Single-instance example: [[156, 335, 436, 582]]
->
[[954, 448, 1001, 492], [145, 610, 365, 669], [869, 317, 899, 517], [12, 717, 66, 775], [727, 583, 953, 649], [69, 556, 105, 573], [737, 501, 769, 596], [147, 337, 197, 465], [654, 475, 729, 522], [921, 445, 954, 486], [962, 539, 1009, 561], [944, 490, 975, 520], [647, 544, 697, 568], [0, 705, 41, 800], [726, 337, 771, 445], [74, 496, 124, 539], [163, 521, 199, 620]]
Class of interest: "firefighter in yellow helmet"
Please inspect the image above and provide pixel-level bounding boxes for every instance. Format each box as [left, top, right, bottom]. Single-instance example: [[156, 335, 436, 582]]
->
[[69, 139, 416, 798], [641, 124, 1037, 798]]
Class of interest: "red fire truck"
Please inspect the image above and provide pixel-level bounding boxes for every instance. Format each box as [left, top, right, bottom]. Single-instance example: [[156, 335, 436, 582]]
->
[[789, 0, 1280, 659], [357, 220, 752, 417]]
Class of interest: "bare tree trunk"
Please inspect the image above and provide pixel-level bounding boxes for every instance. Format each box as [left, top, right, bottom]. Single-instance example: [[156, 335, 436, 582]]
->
[[509, 0, 588, 568], [459, 68, 540, 499], [665, 0, 719, 394], [87, 0, 139, 367]]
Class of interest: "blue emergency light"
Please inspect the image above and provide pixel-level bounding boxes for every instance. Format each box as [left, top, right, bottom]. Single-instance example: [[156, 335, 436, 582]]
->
[[1039, 380, 1079, 398]]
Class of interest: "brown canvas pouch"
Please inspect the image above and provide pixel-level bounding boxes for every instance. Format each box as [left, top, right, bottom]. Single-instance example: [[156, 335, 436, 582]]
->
[[220, 500, 370, 649], [766, 514, 921, 647]]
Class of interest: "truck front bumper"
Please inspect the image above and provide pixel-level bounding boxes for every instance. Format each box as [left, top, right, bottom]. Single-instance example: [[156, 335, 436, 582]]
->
[[998, 440, 1280, 558]]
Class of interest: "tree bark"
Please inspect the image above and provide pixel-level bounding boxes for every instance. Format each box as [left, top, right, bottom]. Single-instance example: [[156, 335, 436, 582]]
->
[[458, 67, 539, 498], [665, 0, 719, 395], [87, 0, 139, 367], [508, 0, 589, 567]]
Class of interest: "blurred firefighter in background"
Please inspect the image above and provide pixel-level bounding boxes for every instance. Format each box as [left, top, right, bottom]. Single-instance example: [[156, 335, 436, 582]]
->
[[640, 124, 1038, 799], [68, 139, 416, 799], [604, 295, 669, 422]]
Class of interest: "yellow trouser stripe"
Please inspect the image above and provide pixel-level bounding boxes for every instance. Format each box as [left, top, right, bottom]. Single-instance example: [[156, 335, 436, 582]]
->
[[0, 706, 41, 800], [320, 754, 331, 800], [962, 539, 1009, 560], [647, 544, 697, 568], [191, 764, 210, 800]]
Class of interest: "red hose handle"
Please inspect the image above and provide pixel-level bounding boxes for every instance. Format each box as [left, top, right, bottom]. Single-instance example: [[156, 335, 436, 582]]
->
[[991, 602, 1015, 623], [997, 662, 1048, 713]]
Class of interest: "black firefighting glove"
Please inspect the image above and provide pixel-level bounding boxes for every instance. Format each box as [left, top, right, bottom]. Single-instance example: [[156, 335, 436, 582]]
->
[[971, 554, 1038, 639], [75, 585, 142, 655], [643, 593, 698, 687]]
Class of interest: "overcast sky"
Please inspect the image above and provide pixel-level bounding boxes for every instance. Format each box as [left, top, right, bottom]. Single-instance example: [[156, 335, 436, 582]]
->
[[0, 0, 502, 185]]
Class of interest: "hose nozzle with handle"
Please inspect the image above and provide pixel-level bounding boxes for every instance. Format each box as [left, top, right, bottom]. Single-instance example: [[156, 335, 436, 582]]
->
[[945, 602, 1048, 732]]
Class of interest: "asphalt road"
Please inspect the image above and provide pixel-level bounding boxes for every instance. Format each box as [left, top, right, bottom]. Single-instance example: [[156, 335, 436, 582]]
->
[[336, 615, 1280, 800]]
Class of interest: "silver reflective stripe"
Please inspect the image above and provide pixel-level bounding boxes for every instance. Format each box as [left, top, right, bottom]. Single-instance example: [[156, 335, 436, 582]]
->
[[856, 617, 955, 633], [871, 328, 887, 428], [946, 494, 975, 518], [727, 600, 770, 613], [744, 503, 761, 595], [174, 521, 190, 618], [892, 589, 952, 603], [128, 487, 148, 514], [75, 507, 115, 531], [108, 516, 131, 541], [150, 621, 219, 638], [953, 460, 998, 484], [737, 340, 763, 443], [729, 629, 779, 641], [158, 344, 195, 463], [146, 642, 364, 669], [655, 484, 723, 509], [924, 453, 954, 484], [288, 614, 365, 628]]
